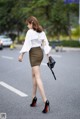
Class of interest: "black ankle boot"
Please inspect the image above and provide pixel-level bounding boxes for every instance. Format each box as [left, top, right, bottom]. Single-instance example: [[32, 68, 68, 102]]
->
[[42, 100, 50, 113], [30, 97, 37, 107]]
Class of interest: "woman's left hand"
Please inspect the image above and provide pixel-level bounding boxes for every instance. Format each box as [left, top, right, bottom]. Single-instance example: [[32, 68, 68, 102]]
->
[[47, 54, 49, 62]]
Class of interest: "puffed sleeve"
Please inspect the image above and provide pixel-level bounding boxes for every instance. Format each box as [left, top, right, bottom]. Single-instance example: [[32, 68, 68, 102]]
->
[[41, 32, 51, 55], [20, 30, 32, 53]]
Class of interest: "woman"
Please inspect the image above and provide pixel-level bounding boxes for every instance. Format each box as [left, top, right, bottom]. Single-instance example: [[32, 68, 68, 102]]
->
[[18, 16, 51, 113]]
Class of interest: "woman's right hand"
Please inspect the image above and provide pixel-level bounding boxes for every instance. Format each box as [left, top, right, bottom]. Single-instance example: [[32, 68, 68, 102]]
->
[[18, 54, 23, 62]]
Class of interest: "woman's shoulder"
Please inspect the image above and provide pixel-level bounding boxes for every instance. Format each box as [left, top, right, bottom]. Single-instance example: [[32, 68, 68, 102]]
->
[[27, 29, 46, 37], [27, 29, 33, 34], [39, 31, 46, 37]]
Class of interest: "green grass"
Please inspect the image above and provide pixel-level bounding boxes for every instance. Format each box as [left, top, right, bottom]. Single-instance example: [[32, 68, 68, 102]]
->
[[61, 40, 80, 47]]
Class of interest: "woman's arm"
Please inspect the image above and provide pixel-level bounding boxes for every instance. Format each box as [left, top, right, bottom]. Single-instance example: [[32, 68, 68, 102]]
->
[[20, 30, 32, 54], [41, 32, 51, 55], [18, 30, 32, 62], [41, 32, 51, 61]]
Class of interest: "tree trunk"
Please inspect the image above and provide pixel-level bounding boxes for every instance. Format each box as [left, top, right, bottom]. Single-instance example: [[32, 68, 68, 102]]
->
[[17, 26, 20, 43], [67, 13, 72, 40], [57, 32, 60, 41]]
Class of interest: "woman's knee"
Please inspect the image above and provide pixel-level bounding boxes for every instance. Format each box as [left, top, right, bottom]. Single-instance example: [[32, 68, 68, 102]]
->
[[32, 66, 40, 79], [32, 73, 35, 78], [32, 70, 35, 78]]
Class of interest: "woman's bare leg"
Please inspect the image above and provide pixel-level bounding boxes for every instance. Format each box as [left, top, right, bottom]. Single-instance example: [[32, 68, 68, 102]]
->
[[32, 66, 47, 102], [32, 68, 37, 99]]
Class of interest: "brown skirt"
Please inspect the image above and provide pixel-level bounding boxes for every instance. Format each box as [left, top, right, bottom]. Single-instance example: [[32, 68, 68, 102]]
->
[[29, 47, 43, 67]]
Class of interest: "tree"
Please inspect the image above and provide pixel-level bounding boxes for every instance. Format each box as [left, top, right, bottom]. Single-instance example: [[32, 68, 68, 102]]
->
[[46, 0, 68, 40], [0, 0, 79, 41], [0, 0, 29, 41]]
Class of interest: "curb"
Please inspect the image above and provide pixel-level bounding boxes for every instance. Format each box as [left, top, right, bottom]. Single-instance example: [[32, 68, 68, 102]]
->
[[62, 47, 80, 52]]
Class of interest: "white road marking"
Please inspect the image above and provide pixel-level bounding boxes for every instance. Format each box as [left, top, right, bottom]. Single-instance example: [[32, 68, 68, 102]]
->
[[1, 56, 14, 60], [0, 81, 28, 97]]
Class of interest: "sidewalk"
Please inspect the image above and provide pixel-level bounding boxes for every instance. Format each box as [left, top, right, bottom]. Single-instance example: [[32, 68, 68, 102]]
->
[[62, 47, 80, 52]]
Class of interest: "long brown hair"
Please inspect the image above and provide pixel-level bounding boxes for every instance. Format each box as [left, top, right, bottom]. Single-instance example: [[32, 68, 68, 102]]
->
[[26, 16, 43, 33]]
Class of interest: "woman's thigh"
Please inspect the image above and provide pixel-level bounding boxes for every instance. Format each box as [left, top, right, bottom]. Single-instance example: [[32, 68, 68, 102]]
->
[[32, 66, 40, 78]]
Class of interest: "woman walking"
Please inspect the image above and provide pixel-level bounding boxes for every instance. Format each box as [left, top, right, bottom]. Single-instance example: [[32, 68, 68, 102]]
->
[[18, 16, 51, 113]]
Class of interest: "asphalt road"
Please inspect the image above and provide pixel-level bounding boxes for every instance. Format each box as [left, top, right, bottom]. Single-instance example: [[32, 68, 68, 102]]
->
[[0, 48, 80, 119]]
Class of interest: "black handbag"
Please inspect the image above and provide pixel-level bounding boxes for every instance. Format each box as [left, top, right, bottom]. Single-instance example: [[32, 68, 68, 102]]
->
[[47, 56, 56, 80]]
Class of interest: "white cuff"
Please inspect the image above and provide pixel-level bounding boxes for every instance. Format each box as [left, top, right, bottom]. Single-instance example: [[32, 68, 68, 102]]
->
[[44, 45, 51, 54]]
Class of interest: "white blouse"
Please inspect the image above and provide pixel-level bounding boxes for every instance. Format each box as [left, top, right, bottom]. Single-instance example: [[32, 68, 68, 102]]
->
[[20, 29, 51, 54]]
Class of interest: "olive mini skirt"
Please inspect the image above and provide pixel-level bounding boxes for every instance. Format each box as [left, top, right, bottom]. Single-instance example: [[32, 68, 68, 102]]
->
[[29, 47, 43, 67]]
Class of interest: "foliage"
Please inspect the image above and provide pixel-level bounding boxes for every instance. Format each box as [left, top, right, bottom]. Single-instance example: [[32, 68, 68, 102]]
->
[[50, 40, 80, 48], [71, 26, 80, 37], [0, 0, 79, 41], [61, 40, 80, 47]]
